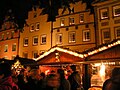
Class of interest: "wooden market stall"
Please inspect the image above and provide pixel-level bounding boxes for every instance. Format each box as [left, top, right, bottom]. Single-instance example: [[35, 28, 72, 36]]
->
[[83, 39, 120, 90], [34, 46, 85, 84]]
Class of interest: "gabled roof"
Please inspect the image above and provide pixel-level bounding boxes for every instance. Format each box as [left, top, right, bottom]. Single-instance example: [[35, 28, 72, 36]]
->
[[84, 39, 120, 57], [34, 46, 84, 61]]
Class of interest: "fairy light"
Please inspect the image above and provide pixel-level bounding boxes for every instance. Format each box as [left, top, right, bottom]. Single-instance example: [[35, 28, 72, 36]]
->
[[34, 47, 84, 61]]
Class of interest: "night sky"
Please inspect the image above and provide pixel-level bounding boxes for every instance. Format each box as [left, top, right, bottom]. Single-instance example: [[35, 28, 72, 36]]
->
[[0, 0, 94, 29]]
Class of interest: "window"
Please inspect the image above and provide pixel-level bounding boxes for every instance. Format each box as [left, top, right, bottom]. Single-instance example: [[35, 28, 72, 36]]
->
[[56, 33, 62, 44], [83, 29, 90, 41], [115, 27, 120, 39], [60, 18, 65, 26], [69, 17, 75, 25], [36, 23, 40, 31], [80, 14, 84, 23], [113, 5, 120, 17], [6, 32, 9, 39], [69, 31, 76, 43], [33, 36, 38, 45], [41, 35, 46, 44], [23, 52, 28, 58], [4, 45, 8, 52], [30, 24, 34, 32], [23, 38, 28, 46], [2, 33, 4, 40], [12, 43, 16, 51], [100, 8, 108, 19], [11, 31, 14, 38], [33, 51, 38, 58], [102, 29, 110, 43]]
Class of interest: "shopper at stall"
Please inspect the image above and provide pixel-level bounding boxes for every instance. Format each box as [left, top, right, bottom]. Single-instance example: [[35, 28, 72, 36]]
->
[[102, 67, 120, 90], [57, 69, 71, 90], [45, 73, 60, 90], [68, 65, 82, 90], [0, 63, 20, 90]]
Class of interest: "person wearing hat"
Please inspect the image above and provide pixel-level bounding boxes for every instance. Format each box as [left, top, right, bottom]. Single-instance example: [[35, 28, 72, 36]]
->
[[0, 62, 20, 90]]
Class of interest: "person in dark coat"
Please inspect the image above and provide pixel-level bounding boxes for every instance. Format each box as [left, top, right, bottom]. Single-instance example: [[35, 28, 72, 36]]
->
[[57, 69, 71, 90], [102, 67, 120, 90], [68, 65, 81, 90], [0, 63, 20, 90]]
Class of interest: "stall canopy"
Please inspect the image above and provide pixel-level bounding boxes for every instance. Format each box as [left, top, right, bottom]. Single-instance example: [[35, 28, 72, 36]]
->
[[34, 46, 84, 65], [14, 55, 37, 66], [83, 39, 120, 63]]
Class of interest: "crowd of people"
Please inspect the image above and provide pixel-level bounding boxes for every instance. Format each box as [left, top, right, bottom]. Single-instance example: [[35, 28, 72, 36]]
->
[[0, 63, 82, 90], [2, 62, 120, 90]]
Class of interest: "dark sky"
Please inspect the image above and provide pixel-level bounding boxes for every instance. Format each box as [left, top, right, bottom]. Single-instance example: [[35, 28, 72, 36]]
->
[[0, 0, 94, 29]]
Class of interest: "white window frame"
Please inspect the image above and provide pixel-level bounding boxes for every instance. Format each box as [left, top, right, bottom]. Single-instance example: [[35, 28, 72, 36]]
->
[[12, 43, 16, 51], [36, 22, 40, 31], [80, 14, 84, 23], [69, 31, 76, 43], [100, 8, 108, 19], [102, 29, 110, 44], [115, 27, 120, 39], [113, 5, 120, 17], [30, 24, 34, 32], [4, 45, 8, 52], [56, 33, 62, 44], [69, 17, 75, 25], [23, 38, 28, 46], [83, 29, 90, 41], [33, 36, 38, 45], [60, 18, 65, 26], [41, 34, 46, 44]]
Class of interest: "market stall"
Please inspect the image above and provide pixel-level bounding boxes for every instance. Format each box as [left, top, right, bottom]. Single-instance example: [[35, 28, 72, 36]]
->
[[34, 46, 85, 85], [83, 39, 120, 90]]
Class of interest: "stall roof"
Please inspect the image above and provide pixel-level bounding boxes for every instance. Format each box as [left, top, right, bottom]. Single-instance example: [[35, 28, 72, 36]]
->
[[34, 46, 84, 65], [34, 46, 84, 61], [83, 39, 120, 61]]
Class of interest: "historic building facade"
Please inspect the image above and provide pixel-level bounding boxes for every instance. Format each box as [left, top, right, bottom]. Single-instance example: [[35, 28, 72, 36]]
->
[[93, 0, 120, 45], [0, 15, 20, 60], [19, 1, 96, 59]]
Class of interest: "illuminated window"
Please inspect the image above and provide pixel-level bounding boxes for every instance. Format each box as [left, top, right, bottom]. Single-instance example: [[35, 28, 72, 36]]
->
[[56, 33, 62, 44], [113, 5, 120, 17], [100, 8, 108, 19], [41, 34, 46, 44], [30, 24, 34, 32], [23, 38, 28, 46], [102, 29, 110, 44], [60, 18, 65, 26], [115, 27, 120, 39], [4, 45, 8, 52], [69, 31, 76, 43], [36, 23, 40, 31], [12, 43, 16, 51], [33, 36, 38, 45], [80, 14, 84, 23], [69, 17, 75, 25], [83, 29, 90, 41]]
